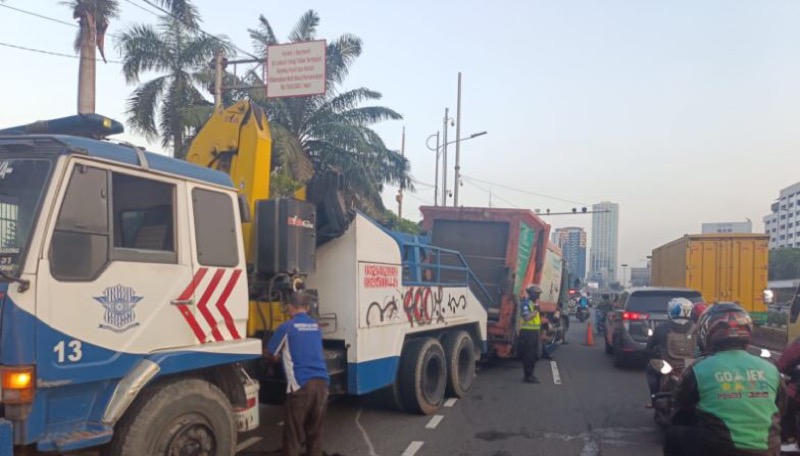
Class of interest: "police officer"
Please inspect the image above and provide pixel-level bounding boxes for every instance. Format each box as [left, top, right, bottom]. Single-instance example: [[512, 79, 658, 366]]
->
[[265, 291, 330, 456], [665, 303, 785, 456], [519, 284, 543, 384]]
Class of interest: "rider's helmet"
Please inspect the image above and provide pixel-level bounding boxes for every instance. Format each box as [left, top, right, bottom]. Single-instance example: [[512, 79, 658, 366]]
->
[[667, 297, 694, 326], [697, 302, 752, 353], [526, 284, 543, 295], [691, 302, 708, 323]]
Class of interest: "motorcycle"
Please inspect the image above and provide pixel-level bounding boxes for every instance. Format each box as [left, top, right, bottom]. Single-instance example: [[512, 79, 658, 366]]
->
[[649, 359, 684, 427], [576, 306, 590, 323]]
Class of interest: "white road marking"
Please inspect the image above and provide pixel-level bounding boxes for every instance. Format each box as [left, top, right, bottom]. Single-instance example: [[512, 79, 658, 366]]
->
[[235, 436, 262, 453], [444, 398, 457, 407], [354, 406, 378, 456], [550, 360, 562, 385], [426, 414, 444, 429], [750, 345, 782, 358], [401, 441, 424, 456]]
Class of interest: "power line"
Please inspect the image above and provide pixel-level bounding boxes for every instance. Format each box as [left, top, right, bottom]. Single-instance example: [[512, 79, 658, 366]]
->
[[404, 192, 433, 206], [123, 0, 161, 16], [133, 0, 259, 60], [411, 178, 435, 188], [0, 41, 122, 63], [0, 3, 76, 28], [461, 177, 520, 208], [0, 3, 122, 38], [460, 174, 589, 206]]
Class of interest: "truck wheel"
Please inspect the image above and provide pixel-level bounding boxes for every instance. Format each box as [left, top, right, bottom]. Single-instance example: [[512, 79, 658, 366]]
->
[[399, 338, 446, 415], [442, 330, 476, 398], [104, 378, 236, 456]]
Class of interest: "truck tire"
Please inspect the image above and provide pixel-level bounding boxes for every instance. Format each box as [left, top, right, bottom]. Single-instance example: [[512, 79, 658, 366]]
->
[[399, 337, 446, 415], [442, 330, 476, 398], [104, 378, 236, 456]]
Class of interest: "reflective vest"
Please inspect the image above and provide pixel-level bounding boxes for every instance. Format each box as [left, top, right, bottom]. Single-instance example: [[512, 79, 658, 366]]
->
[[520, 299, 541, 331]]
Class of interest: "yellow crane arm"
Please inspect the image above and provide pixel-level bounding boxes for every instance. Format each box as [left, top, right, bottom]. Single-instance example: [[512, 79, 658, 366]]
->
[[185, 100, 272, 264]]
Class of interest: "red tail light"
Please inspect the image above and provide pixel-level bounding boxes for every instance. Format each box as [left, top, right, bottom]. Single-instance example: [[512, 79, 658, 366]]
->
[[622, 311, 649, 321]]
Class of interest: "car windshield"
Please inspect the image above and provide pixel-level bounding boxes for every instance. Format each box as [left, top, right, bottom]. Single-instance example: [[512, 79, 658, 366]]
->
[[0, 157, 53, 276], [626, 291, 703, 313]]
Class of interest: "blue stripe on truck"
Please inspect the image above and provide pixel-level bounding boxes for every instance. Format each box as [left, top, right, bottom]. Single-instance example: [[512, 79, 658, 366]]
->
[[348, 356, 400, 395]]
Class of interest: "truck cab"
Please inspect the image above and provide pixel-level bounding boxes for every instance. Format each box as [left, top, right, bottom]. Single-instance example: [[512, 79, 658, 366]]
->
[[0, 118, 261, 454]]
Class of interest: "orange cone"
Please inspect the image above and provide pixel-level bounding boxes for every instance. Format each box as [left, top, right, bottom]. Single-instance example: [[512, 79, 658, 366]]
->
[[585, 321, 594, 346]]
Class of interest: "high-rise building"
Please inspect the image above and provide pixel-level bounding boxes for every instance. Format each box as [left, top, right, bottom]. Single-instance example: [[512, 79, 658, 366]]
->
[[629, 266, 651, 287], [763, 181, 800, 249], [553, 227, 587, 284], [589, 201, 619, 287]]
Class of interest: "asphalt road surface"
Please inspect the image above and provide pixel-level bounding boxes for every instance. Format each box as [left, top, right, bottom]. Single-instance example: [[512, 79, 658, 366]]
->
[[240, 318, 666, 456]]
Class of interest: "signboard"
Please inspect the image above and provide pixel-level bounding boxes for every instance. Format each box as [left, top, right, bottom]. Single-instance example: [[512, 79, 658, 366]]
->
[[267, 40, 327, 98]]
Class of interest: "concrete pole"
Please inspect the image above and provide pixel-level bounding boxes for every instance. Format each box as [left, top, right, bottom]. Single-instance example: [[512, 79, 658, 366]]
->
[[454, 72, 462, 206]]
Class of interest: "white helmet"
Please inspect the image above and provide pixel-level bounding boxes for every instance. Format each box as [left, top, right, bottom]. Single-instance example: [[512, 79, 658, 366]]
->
[[667, 297, 694, 325]]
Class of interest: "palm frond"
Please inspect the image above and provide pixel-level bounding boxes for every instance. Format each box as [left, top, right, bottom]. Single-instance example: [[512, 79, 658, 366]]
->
[[154, 0, 201, 29], [125, 75, 167, 141], [270, 122, 315, 183], [117, 24, 169, 83], [325, 34, 362, 86], [248, 14, 278, 56], [288, 10, 320, 42]]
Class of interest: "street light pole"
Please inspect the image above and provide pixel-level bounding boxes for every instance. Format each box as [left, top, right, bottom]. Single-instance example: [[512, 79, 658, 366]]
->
[[442, 108, 450, 206], [621, 263, 629, 288], [426, 132, 441, 206], [454, 72, 463, 206]]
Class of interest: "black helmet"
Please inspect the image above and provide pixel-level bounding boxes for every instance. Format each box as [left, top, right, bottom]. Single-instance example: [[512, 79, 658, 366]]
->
[[526, 284, 543, 294], [697, 302, 752, 353]]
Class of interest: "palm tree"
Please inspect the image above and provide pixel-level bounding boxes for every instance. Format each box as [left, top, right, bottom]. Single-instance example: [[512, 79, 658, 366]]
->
[[247, 10, 412, 214], [117, 8, 230, 157], [65, 0, 120, 114]]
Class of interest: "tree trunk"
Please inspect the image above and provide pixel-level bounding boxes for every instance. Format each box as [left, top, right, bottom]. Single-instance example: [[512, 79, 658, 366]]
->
[[77, 24, 96, 114]]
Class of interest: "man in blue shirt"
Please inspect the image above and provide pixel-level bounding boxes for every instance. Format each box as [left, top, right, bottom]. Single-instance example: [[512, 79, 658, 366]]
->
[[265, 291, 330, 456]]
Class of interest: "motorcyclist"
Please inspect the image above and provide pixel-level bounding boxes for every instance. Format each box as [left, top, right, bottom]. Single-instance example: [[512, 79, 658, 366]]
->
[[776, 335, 800, 452], [596, 292, 614, 330], [664, 303, 785, 456], [644, 297, 696, 406]]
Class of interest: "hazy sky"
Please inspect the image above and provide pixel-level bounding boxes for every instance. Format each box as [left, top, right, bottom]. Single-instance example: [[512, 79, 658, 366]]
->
[[3, 0, 800, 279]]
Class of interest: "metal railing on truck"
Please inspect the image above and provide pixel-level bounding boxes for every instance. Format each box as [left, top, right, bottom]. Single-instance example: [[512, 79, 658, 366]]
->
[[400, 241, 495, 312]]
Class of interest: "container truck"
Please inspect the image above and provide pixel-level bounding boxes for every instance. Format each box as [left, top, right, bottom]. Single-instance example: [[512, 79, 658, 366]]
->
[[651, 234, 770, 323]]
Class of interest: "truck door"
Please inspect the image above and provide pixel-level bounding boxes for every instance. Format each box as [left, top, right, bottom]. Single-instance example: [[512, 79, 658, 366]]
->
[[185, 185, 247, 344], [38, 162, 197, 383]]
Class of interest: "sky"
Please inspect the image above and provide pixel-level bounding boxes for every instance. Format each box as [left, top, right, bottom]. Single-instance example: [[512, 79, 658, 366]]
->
[[2, 0, 800, 280]]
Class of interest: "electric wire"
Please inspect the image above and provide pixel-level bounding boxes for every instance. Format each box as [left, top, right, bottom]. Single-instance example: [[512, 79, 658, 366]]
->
[[460, 174, 589, 206], [460, 177, 521, 208], [0, 41, 122, 63]]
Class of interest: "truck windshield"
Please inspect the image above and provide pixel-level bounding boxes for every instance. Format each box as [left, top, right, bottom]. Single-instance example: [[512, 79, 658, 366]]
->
[[0, 157, 53, 276]]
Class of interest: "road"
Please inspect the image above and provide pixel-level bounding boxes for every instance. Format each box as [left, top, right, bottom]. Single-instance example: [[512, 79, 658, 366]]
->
[[240, 319, 666, 456]]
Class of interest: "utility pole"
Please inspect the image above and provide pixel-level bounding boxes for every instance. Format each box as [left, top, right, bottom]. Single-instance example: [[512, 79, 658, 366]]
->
[[214, 51, 223, 109], [454, 72, 462, 207], [442, 107, 449, 206], [432, 131, 440, 206], [396, 126, 405, 217]]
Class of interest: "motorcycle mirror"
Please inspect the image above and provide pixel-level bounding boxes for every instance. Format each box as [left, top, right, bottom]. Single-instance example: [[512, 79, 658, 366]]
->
[[760, 349, 771, 359], [647, 328, 653, 337], [660, 361, 673, 375]]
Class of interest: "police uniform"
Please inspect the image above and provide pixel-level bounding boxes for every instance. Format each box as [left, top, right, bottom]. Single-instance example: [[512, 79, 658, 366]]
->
[[519, 298, 542, 381]]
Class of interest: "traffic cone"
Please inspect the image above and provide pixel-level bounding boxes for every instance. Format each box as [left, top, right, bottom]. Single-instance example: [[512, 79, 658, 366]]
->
[[585, 321, 594, 346]]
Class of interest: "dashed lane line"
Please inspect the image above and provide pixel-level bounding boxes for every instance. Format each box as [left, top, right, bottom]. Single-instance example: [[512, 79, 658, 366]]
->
[[355, 406, 378, 456], [235, 436, 261, 453], [551, 360, 562, 385], [444, 398, 457, 407], [401, 441, 424, 456], [426, 414, 444, 429]]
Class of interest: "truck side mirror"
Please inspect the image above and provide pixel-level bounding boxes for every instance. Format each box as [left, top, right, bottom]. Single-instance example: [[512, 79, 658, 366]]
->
[[763, 289, 774, 305], [238, 194, 251, 223]]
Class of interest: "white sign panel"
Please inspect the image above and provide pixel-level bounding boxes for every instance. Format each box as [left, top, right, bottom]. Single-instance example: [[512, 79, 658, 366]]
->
[[267, 40, 326, 98]]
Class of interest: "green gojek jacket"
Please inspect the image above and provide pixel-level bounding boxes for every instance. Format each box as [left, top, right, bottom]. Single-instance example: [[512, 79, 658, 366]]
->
[[671, 349, 786, 454]]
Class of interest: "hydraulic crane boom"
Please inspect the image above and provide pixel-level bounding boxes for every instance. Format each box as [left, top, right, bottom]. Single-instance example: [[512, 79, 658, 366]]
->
[[185, 100, 274, 265]]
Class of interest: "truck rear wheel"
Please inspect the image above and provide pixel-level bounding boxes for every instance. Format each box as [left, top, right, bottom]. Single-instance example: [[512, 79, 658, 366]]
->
[[442, 330, 476, 398], [104, 378, 236, 456], [399, 337, 446, 415]]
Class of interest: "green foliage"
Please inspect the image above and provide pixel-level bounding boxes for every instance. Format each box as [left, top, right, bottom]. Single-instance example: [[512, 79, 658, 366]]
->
[[245, 10, 413, 215], [769, 248, 800, 280], [116, 2, 232, 157], [378, 211, 420, 235]]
